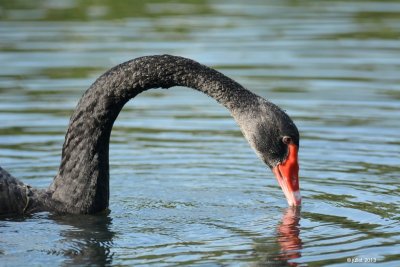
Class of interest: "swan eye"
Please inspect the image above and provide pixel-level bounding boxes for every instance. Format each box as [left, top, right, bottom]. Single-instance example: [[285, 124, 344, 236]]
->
[[282, 136, 292, 145]]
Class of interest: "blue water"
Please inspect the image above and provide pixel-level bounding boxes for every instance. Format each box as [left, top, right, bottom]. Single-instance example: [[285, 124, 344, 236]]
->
[[0, 0, 399, 266]]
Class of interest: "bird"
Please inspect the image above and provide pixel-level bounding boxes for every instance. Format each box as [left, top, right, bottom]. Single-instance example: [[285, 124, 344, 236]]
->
[[0, 55, 300, 215]]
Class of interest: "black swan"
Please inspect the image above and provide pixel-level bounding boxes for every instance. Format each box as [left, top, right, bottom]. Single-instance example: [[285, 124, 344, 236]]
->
[[0, 55, 300, 215]]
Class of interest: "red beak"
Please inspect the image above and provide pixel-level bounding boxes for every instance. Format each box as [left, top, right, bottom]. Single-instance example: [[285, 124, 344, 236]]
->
[[272, 143, 301, 206]]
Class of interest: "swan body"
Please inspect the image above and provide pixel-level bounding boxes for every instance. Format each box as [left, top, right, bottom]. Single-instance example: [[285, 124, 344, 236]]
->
[[0, 55, 300, 215]]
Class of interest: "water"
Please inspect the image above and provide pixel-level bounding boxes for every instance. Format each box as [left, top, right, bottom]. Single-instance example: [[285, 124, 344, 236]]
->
[[0, 0, 399, 266]]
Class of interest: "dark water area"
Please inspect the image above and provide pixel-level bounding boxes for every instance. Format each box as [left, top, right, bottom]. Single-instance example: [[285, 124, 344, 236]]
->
[[0, 0, 399, 266]]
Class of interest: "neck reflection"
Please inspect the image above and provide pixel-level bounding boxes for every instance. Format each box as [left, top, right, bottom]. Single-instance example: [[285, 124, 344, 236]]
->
[[50, 212, 115, 266]]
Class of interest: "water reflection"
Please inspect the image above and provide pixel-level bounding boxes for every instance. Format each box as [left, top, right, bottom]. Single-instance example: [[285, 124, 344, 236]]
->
[[254, 207, 302, 267], [276, 207, 302, 266], [49, 212, 115, 266]]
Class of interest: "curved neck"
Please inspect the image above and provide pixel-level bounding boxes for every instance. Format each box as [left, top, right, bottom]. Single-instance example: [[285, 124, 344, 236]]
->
[[48, 55, 258, 214]]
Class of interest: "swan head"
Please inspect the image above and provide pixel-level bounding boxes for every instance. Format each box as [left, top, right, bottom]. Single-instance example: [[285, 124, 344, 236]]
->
[[234, 98, 301, 206]]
